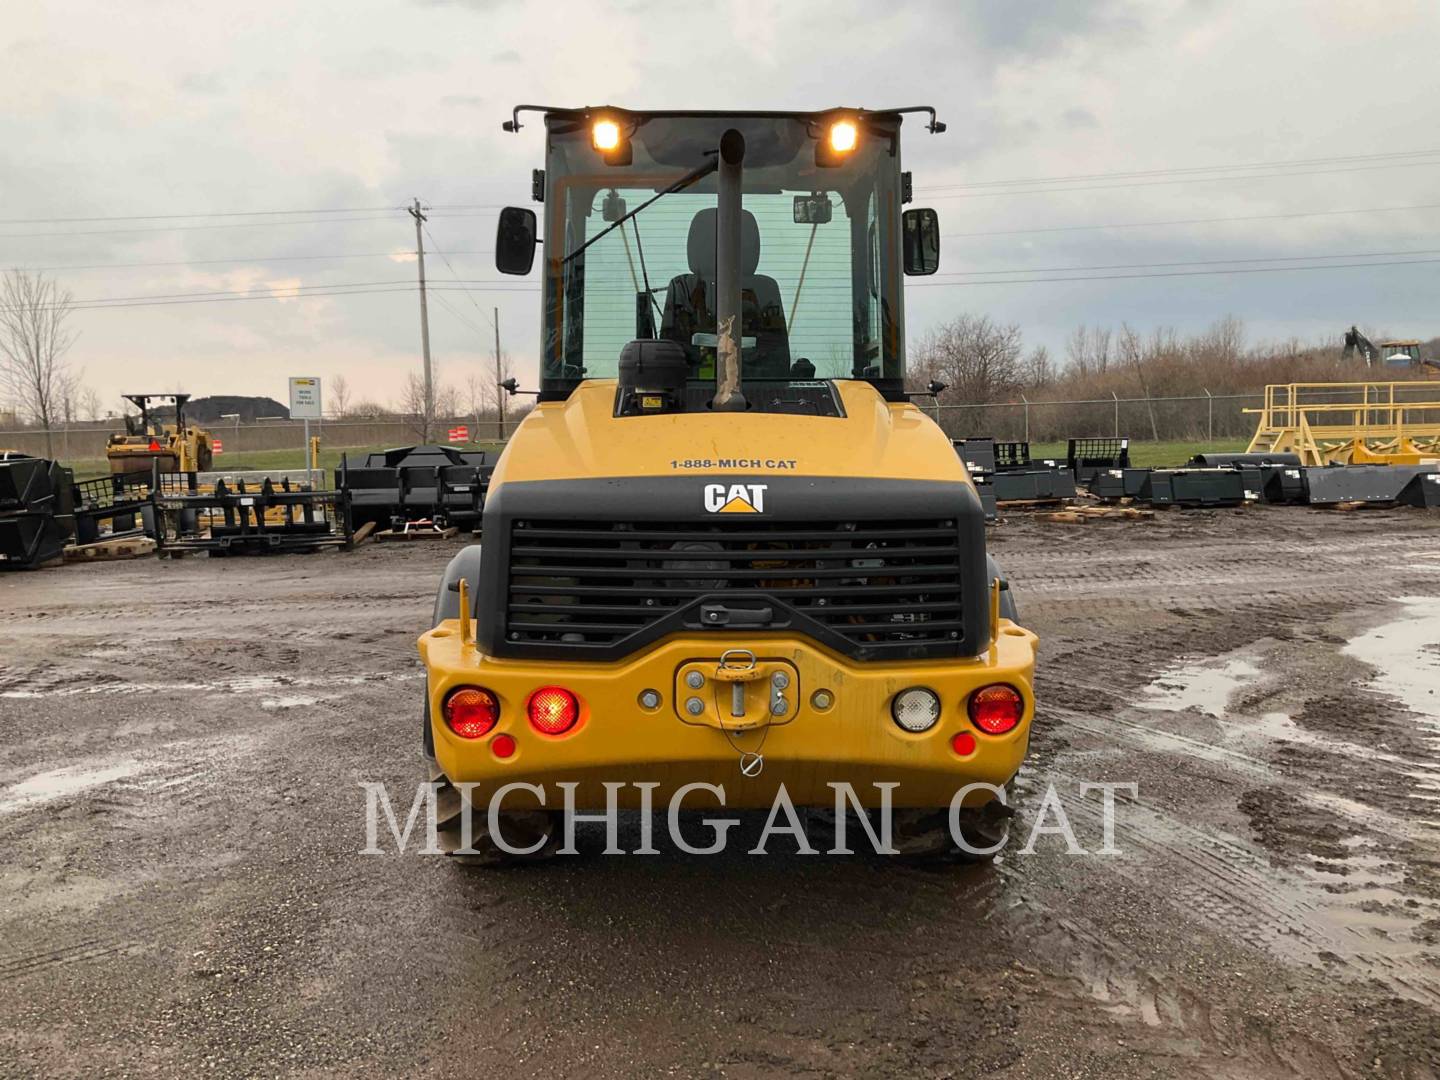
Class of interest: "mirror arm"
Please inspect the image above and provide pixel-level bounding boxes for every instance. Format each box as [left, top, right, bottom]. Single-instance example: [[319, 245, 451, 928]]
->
[[502, 104, 577, 133]]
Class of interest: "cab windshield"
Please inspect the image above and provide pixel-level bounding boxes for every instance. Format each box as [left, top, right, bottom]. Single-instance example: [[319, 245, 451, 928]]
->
[[541, 113, 905, 389]]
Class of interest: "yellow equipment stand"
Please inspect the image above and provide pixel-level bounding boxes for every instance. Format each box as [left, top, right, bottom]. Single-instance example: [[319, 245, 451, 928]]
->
[[1245, 381, 1440, 465]]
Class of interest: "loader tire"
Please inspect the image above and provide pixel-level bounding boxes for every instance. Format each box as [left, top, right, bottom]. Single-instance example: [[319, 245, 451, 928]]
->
[[890, 781, 1017, 865], [431, 766, 562, 866]]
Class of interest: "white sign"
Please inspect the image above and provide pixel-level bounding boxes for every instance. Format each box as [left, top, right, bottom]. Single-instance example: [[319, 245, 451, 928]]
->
[[288, 377, 322, 419]]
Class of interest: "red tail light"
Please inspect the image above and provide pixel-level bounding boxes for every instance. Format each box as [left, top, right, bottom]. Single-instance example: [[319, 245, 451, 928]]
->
[[527, 687, 580, 735], [968, 684, 1024, 735], [442, 686, 499, 739]]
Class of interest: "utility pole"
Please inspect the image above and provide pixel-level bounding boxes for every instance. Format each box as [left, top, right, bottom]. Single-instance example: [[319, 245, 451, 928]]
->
[[409, 198, 434, 440], [493, 306, 506, 440]]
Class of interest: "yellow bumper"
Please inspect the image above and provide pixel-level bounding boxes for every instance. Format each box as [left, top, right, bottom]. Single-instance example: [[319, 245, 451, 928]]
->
[[417, 625, 1038, 809]]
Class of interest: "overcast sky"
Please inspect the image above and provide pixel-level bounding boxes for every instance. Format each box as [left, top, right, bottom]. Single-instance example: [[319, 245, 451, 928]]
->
[[4, 0, 1439, 412]]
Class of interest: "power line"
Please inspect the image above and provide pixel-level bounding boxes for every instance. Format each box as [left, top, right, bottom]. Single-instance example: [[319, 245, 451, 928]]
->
[[929, 146, 1440, 190], [70, 279, 413, 304], [422, 221, 497, 329], [0, 213, 404, 240], [5, 252, 409, 272], [0, 206, 404, 226], [933, 245, 1440, 278], [921, 158, 1440, 199], [430, 292, 495, 341], [945, 201, 1440, 238], [905, 255, 1440, 287], [0, 285, 419, 314], [0, 280, 418, 313], [4, 251, 495, 273]]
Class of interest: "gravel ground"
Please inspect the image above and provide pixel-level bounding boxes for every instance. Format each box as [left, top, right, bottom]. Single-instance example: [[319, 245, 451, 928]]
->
[[1, 506, 1439, 1078]]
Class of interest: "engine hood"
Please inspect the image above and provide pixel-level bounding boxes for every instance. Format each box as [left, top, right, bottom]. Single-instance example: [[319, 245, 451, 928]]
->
[[490, 380, 969, 486]]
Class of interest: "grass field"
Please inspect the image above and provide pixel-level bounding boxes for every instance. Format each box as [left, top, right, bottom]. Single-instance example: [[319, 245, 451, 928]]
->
[[62, 438, 1248, 478]]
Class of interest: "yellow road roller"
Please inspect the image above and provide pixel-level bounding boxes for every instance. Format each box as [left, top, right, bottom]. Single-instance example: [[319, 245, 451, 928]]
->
[[418, 105, 1037, 860]]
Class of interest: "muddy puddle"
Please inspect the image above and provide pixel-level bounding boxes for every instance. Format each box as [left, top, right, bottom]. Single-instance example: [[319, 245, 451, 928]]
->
[[0, 760, 146, 815], [1131, 608, 1440, 1006], [1140, 654, 1261, 717]]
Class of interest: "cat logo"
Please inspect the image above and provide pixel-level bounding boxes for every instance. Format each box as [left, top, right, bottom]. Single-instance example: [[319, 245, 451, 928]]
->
[[703, 482, 767, 514]]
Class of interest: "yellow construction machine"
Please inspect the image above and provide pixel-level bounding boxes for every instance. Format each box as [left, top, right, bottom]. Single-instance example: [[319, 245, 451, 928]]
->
[[418, 106, 1037, 861], [106, 394, 213, 475]]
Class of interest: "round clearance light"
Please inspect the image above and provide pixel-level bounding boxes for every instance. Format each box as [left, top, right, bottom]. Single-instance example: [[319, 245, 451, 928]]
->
[[527, 686, 580, 735], [891, 687, 941, 733], [968, 684, 1024, 736], [951, 731, 977, 756], [491, 733, 517, 759], [592, 119, 621, 152], [442, 686, 499, 740], [829, 119, 858, 153]]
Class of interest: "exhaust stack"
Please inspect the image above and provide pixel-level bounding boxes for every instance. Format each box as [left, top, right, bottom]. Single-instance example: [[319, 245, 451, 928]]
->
[[712, 128, 747, 413]]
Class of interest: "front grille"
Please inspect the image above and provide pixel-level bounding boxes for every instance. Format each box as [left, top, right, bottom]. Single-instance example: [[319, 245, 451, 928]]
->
[[505, 518, 965, 658]]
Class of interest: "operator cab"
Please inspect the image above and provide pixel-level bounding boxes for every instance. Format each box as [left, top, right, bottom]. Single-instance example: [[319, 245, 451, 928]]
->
[[494, 107, 944, 413]]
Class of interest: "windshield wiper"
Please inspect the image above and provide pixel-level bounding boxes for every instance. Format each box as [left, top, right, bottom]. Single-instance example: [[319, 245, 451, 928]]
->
[[562, 154, 718, 266]]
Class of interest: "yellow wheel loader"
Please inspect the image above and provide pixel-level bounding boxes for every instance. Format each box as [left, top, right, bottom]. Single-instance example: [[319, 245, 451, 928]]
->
[[106, 394, 213, 475], [417, 106, 1038, 860]]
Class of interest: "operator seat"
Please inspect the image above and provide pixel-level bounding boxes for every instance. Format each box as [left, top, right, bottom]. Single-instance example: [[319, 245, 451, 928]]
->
[[660, 208, 791, 376]]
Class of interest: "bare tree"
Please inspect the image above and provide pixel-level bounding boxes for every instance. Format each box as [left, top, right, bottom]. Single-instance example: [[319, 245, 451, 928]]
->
[[80, 386, 103, 422], [349, 399, 390, 419], [399, 372, 430, 439], [399, 373, 459, 440], [911, 314, 1025, 404], [434, 381, 460, 421], [330, 373, 352, 418], [0, 271, 78, 456], [1065, 324, 1112, 377], [1023, 345, 1054, 390]]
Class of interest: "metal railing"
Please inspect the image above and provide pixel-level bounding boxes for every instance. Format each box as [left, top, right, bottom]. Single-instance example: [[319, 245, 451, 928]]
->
[[1244, 381, 1440, 464]]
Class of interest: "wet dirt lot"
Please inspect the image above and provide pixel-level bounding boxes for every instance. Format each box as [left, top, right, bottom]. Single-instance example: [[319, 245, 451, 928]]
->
[[1, 507, 1439, 1078]]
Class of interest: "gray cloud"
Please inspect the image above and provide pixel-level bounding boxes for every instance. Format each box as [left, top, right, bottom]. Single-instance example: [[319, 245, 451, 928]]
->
[[1, 0, 1437, 408]]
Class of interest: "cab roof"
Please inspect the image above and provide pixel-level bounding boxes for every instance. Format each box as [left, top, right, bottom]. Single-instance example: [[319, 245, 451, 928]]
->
[[503, 104, 945, 133]]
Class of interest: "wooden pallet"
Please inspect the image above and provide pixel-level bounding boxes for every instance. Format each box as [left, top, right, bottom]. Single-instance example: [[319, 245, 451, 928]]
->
[[1041, 506, 1154, 524], [64, 536, 157, 561], [375, 524, 459, 542], [996, 498, 1070, 509]]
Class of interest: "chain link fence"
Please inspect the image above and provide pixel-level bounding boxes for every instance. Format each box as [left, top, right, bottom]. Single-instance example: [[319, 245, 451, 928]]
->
[[924, 391, 1265, 444], [3, 392, 1267, 461]]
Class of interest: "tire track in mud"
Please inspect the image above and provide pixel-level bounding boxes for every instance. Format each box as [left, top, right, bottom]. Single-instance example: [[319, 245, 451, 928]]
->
[[1038, 759, 1440, 1009], [1007, 516, 1440, 1031], [0, 938, 147, 979]]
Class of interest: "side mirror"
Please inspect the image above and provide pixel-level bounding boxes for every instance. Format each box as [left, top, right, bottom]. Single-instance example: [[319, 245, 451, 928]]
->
[[495, 207, 537, 275], [903, 208, 939, 276]]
